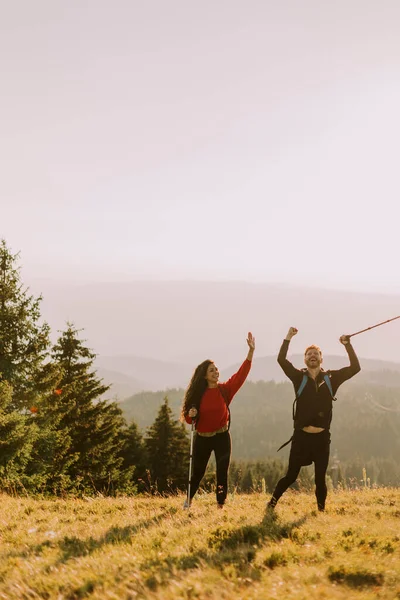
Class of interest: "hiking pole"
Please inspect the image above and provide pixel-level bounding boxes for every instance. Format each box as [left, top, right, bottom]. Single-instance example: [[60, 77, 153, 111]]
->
[[186, 407, 196, 509], [349, 315, 400, 338]]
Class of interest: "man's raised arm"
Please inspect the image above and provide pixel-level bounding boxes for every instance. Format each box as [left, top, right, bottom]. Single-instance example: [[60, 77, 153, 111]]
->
[[331, 335, 361, 387], [277, 327, 301, 382]]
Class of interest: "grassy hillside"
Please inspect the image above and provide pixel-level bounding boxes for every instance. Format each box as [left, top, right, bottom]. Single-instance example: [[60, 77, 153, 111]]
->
[[0, 489, 399, 598]]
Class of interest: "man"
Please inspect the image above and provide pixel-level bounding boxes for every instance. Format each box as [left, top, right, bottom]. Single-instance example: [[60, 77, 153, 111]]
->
[[268, 326, 361, 512]]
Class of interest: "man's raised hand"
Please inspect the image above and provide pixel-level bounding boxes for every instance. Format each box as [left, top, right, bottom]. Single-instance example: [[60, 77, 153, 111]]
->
[[285, 327, 298, 341]]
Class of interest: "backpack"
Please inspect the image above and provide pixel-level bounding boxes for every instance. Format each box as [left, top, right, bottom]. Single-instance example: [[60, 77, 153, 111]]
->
[[292, 373, 336, 420], [277, 372, 336, 452]]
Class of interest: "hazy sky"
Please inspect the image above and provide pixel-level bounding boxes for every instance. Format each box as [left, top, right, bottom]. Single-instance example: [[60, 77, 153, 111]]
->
[[2, 1, 399, 292]]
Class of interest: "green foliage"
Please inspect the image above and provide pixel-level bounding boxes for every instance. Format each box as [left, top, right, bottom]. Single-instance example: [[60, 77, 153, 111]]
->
[[46, 324, 130, 494], [0, 380, 36, 483], [145, 397, 189, 493], [118, 420, 147, 491], [0, 240, 54, 411]]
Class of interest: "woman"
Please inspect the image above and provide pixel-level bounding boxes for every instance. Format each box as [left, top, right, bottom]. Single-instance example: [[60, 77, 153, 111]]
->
[[181, 332, 255, 508]]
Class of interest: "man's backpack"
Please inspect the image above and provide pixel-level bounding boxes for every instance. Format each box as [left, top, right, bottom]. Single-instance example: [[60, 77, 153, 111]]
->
[[277, 373, 336, 452], [292, 373, 335, 420]]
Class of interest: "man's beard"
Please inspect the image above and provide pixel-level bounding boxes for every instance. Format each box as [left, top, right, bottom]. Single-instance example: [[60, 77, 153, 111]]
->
[[305, 359, 321, 368]]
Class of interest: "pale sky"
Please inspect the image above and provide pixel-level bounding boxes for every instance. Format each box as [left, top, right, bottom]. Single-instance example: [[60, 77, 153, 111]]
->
[[2, 1, 400, 292]]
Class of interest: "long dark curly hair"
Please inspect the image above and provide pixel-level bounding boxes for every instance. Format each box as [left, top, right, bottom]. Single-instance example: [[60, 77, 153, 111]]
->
[[180, 359, 213, 422]]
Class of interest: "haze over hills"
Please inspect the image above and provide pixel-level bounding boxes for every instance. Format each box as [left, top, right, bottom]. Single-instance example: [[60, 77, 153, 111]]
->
[[31, 280, 400, 360], [95, 356, 193, 395], [97, 353, 400, 399], [95, 367, 148, 399], [27, 279, 400, 396]]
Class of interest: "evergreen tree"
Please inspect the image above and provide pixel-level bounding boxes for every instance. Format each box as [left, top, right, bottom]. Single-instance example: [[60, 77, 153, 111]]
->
[[23, 381, 76, 494], [0, 380, 36, 484], [119, 420, 147, 492], [0, 240, 53, 411], [145, 397, 189, 494], [50, 324, 129, 494], [241, 467, 254, 492]]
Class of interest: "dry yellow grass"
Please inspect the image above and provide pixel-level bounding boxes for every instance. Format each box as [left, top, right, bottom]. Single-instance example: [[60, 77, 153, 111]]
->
[[0, 488, 399, 599]]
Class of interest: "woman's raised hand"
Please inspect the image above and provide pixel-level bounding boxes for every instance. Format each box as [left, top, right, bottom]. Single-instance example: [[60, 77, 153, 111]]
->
[[247, 332, 255, 350], [188, 407, 198, 418]]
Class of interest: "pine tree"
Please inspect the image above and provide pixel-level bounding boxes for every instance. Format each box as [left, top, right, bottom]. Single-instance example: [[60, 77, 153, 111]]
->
[[0, 380, 36, 484], [50, 324, 129, 494], [23, 380, 76, 493], [0, 240, 53, 411], [241, 466, 254, 492], [145, 397, 189, 494], [119, 420, 147, 492]]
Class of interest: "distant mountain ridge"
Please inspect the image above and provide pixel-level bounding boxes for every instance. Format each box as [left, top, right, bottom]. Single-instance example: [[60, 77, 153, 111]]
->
[[98, 353, 400, 399], [95, 355, 193, 395]]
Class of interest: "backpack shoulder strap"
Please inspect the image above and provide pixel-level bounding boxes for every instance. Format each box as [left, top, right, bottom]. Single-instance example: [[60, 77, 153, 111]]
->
[[292, 374, 308, 420], [323, 373, 336, 400], [296, 374, 308, 398]]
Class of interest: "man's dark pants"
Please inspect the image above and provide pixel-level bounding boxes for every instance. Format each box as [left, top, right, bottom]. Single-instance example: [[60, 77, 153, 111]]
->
[[271, 429, 331, 510]]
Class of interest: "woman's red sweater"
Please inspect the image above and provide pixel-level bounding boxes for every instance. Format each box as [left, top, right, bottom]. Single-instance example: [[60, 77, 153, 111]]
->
[[185, 359, 251, 433]]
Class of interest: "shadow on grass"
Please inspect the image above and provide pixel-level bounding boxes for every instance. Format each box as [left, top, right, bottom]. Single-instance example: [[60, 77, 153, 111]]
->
[[138, 509, 310, 592], [206, 510, 308, 553], [24, 506, 178, 563], [328, 565, 384, 588]]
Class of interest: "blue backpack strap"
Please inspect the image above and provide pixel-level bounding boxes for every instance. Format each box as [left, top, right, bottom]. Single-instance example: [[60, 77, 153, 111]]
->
[[292, 374, 308, 420], [323, 373, 335, 400], [296, 374, 308, 397], [297, 373, 334, 398]]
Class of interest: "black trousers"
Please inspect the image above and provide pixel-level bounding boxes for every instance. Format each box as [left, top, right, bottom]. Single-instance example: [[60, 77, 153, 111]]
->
[[271, 429, 331, 510], [189, 430, 231, 505]]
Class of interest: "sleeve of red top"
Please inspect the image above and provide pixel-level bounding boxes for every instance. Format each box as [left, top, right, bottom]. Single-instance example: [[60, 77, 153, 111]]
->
[[219, 359, 251, 405]]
